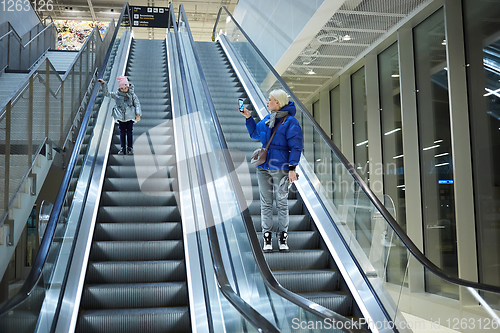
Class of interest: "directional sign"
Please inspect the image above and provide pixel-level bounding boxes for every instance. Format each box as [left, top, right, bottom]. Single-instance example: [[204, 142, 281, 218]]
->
[[131, 6, 170, 28]]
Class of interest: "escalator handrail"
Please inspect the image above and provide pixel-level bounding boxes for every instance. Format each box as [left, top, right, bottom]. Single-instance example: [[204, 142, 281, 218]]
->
[[179, 5, 368, 333], [213, 6, 500, 295], [0, 3, 130, 318], [172, 5, 279, 333]]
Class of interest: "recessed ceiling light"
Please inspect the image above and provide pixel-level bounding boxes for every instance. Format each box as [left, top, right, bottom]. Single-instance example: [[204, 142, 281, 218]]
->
[[343, 34, 352, 41], [307, 69, 316, 75]]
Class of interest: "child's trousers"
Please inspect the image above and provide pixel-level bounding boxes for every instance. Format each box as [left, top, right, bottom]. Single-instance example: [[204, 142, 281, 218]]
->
[[118, 120, 134, 150]]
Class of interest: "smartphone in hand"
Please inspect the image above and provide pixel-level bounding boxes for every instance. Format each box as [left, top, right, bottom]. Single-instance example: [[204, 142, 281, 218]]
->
[[238, 98, 245, 112]]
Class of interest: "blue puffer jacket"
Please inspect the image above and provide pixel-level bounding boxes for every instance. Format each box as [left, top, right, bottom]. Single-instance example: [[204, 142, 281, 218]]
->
[[246, 101, 303, 170], [102, 82, 142, 123]]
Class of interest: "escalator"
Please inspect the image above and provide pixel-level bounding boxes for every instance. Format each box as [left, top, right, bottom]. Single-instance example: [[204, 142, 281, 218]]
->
[[76, 39, 191, 332], [196, 41, 355, 318]]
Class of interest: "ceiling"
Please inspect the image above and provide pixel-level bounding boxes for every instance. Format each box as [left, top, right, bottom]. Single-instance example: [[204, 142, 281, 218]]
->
[[278, 0, 431, 102], [43, 0, 239, 40], [40, 0, 431, 102]]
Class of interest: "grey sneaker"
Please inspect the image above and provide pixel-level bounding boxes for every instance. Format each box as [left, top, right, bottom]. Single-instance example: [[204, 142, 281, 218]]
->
[[263, 232, 272, 253], [279, 231, 289, 252], [117, 148, 125, 155], [127, 147, 134, 155]]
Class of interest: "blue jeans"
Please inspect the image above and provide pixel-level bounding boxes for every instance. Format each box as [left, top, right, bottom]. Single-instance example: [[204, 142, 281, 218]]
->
[[256, 168, 289, 235], [118, 120, 134, 150]]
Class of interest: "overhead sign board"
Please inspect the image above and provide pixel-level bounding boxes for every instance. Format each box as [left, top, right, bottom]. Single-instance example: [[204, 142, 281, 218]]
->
[[131, 6, 170, 28]]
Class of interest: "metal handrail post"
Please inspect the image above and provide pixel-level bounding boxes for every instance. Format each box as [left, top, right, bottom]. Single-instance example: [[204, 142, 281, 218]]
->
[[60, 81, 64, 149], [7, 24, 10, 69], [45, 61, 49, 138], [71, 67, 75, 122], [79, 55, 83, 102], [4, 102, 11, 228], [28, 76, 33, 167]]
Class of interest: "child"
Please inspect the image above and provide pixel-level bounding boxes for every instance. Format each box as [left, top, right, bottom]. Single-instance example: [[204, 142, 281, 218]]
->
[[98, 76, 141, 155]]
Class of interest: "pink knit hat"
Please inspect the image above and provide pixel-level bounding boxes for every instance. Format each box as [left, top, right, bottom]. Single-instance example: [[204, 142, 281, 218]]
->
[[117, 75, 129, 88]]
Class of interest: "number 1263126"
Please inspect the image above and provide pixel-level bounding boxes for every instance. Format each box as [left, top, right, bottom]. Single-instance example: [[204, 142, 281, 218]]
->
[[1, 0, 53, 12]]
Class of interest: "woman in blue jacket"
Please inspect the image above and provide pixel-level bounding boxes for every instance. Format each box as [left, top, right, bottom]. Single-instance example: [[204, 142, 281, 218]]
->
[[240, 89, 303, 252]]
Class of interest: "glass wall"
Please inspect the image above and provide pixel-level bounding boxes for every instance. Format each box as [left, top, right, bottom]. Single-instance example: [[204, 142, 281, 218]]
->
[[463, 0, 500, 307], [352, 67, 369, 184], [413, 8, 458, 298], [378, 42, 408, 286]]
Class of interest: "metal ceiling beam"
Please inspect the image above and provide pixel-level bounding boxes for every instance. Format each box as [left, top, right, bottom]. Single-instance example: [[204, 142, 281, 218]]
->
[[86, 0, 97, 21], [337, 10, 406, 17]]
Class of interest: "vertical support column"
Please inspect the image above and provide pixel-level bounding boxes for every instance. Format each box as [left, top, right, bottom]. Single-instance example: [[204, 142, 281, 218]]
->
[[71, 67, 75, 122], [7, 23, 11, 67], [45, 61, 50, 139], [60, 81, 65, 149], [87, 40, 91, 81], [5, 102, 13, 246], [398, 28, 425, 292], [28, 76, 33, 166], [444, 0, 478, 303], [319, 89, 331, 135], [28, 76, 35, 195], [365, 53, 384, 199], [340, 73, 354, 162], [79, 56, 83, 102]]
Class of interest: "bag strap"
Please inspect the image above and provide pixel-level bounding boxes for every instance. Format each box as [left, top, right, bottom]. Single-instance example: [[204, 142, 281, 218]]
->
[[264, 116, 287, 150]]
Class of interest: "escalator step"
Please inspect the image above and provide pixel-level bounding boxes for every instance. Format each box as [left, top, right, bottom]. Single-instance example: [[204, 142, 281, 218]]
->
[[86, 260, 186, 284], [273, 270, 339, 293], [94, 222, 182, 241], [97, 206, 181, 222], [77, 307, 190, 333], [299, 292, 352, 316], [90, 240, 184, 261], [81, 282, 188, 309], [263, 249, 328, 270]]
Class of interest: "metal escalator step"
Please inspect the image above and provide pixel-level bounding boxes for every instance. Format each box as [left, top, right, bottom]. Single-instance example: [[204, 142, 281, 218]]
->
[[107, 155, 175, 167], [81, 282, 188, 309], [273, 270, 339, 293], [109, 143, 174, 156], [86, 260, 186, 284], [90, 240, 184, 261], [102, 178, 175, 192], [263, 250, 328, 270], [111, 134, 174, 145], [94, 222, 182, 241], [132, 92, 170, 100], [132, 86, 170, 93], [298, 292, 352, 316], [255, 231, 319, 249], [127, 80, 169, 87], [100, 191, 177, 206], [105, 165, 176, 178], [76, 307, 190, 333], [0, 310, 38, 333], [97, 206, 180, 222]]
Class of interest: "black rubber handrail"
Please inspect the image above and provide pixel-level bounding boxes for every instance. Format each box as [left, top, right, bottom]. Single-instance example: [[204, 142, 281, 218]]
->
[[0, 3, 128, 318], [180, 5, 369, 333], [213, 6, 500, 295], [172, 5, 279, 333]]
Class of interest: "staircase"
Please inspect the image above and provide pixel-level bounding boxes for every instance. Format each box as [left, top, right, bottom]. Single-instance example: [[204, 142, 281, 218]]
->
[[76, 39, 191, 333]]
